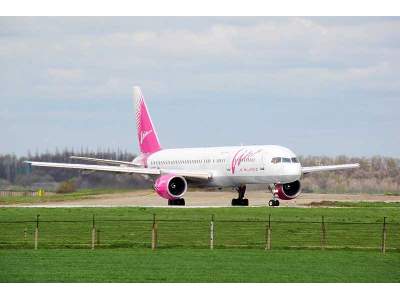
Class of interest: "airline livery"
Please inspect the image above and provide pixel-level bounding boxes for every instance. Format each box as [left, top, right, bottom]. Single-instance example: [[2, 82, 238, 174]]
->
[[26, 87, 359, 206]]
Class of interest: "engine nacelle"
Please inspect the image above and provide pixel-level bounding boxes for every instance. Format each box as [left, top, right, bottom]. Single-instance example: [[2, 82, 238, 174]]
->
[[274, 180, 301, 200], [154, 174, 187, 200]]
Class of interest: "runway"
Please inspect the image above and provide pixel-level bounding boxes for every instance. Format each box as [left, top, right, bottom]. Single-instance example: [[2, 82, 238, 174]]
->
[[1, 190, 399, 208]]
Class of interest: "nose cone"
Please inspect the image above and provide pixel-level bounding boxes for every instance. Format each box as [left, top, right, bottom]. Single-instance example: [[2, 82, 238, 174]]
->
[[282, 163, 302, 183]]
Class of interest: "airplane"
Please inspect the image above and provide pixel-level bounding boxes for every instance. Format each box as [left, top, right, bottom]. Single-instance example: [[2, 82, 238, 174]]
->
[[26, 87, 359, 206]]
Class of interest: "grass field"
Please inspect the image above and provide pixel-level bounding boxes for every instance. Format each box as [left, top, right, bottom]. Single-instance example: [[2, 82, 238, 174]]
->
[[0, 206, 399, 250], [0, 248, 399, 282], [0, 206, 399, 282], [0, 188, 134, 204]]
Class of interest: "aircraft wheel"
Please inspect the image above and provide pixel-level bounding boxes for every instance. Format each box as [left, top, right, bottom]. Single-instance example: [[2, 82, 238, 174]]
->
[[168, 198, 185, 206], [268, 199, 280, 207], [232, 198, 248, 206]]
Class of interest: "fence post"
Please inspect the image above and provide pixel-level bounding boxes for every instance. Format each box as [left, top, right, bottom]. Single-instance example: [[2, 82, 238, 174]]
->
[[24, 227, 27, 242], [96, 229, 100, 246], [34, 214, 40, 250], [152, 214, 158, 250], [210, 214, 215, 250], [91, 214, 96, 250], [265, 214, 271, 250], [381, 217, 387, 254], [321, 216, 326, 250]]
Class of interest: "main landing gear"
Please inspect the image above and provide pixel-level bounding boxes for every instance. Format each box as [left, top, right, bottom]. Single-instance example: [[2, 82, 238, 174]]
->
[[231, 185, 249, 206], [168, 198, 185, 206]]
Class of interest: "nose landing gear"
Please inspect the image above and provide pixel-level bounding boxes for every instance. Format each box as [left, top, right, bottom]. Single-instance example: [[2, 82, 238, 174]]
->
[[231, 185, 249, 206], [267, 184, 280, 207], [268, 198, 280, 207]]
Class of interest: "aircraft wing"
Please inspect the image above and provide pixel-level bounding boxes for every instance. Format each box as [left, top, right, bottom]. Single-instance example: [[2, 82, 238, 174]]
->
[[302, 163, 360, 174], [25, 161, 212, 180]]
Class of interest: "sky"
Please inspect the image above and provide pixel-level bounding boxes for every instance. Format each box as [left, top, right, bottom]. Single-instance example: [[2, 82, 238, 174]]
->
[[1, 17, 400, 157]]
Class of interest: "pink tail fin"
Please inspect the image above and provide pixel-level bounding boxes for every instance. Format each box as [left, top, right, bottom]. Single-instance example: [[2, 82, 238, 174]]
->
[[133, 86, 162, 154]]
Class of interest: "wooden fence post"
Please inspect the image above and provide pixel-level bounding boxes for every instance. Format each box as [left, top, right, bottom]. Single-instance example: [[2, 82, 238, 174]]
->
[[210, 214, 215, 250], [152, 214, 157, 250], [96, 229, 100, 246], [265, 214, 271, 250], [34, 214, 39, 250], [321, 216, 326, 250], [91, 214, 96, 250], [24, 227, 27, 242], [381, 217, 387, 254]]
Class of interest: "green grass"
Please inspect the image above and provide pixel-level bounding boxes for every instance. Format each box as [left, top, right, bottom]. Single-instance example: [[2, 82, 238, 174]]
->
[[0, 207, 399, 250], [0, 188, 137, 204], [1, 207, 399, 283], [0, 248, 399, 282], [310, 201, 400, 208]]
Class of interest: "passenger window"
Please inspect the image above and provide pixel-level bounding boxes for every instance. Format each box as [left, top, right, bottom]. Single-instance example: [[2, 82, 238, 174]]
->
[[282, 157, 291, 163], [271, 157, 281, 164], [291, 157, 299, 163]]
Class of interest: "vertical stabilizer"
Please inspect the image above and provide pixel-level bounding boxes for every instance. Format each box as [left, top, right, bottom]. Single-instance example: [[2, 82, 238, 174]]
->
[[133, 86, 162, 154]]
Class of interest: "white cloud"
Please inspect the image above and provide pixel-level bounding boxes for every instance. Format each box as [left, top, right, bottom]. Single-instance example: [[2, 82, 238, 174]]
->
[[1, 17, 400, 156], [47, 68, 84, 81], [1, 18, 399, 101]]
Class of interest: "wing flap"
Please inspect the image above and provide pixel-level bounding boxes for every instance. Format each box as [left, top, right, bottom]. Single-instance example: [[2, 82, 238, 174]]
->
[[70, 156, 138, 166], [302, 163, 360, 174]]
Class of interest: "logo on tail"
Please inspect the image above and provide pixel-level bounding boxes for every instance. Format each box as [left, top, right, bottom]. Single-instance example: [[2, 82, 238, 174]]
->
[[140, 129, 153, 144], [133, 87, 162, 154]]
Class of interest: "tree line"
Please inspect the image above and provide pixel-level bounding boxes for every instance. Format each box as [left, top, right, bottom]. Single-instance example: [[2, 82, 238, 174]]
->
[[0, 150, 399, 194], [0, 149, 150, 191]]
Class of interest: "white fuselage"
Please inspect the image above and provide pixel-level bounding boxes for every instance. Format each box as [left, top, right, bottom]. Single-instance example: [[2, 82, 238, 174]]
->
[[135, 145, 302, 187]]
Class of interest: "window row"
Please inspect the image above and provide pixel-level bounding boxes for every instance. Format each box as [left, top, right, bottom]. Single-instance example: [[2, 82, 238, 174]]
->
[[150, 159, 227, 166]]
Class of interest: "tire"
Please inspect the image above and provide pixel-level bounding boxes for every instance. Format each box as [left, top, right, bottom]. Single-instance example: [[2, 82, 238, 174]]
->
[[268, 200, 274, 206], [232, 198, 248, 206], [168, 199, 185, 206], [241, 198, 249, 206]]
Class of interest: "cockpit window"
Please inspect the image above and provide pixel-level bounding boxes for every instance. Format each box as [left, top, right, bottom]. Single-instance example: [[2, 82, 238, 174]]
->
[[271, 157, 281, 164], [272, 157, 299, 163]]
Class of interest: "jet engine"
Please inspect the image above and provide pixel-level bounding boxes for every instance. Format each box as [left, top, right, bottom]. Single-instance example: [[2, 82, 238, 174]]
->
[[154, 174, 187, 200], [274, 180, 301, 200]]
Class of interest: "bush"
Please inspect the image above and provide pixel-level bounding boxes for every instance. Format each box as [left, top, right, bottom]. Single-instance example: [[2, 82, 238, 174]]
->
[[56, 180, 77, 194]]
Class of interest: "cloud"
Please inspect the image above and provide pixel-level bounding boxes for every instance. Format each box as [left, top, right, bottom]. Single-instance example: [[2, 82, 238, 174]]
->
[[1, 17, 399, 156], [1, 17, 399, 102]]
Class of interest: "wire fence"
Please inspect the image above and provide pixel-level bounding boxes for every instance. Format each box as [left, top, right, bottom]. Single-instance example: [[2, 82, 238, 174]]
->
[[0, 190, 38, 197], [0, 215, 398, 252]]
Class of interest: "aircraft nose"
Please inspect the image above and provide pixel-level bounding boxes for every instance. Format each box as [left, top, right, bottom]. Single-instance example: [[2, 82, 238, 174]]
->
[[285, 163, 302, 181]]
